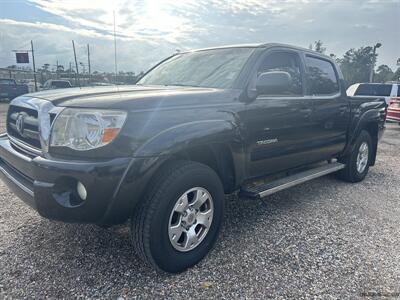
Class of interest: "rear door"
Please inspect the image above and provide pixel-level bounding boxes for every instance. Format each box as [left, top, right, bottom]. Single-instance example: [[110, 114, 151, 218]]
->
[[304, 55, 350, 160]]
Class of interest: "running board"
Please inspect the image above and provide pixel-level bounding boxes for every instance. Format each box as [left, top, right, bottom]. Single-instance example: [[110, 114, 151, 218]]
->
[[240, 162, 345, 199]]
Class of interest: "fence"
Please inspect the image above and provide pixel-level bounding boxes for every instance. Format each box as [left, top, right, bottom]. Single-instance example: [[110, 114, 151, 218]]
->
[[0, 67, 142, 90]]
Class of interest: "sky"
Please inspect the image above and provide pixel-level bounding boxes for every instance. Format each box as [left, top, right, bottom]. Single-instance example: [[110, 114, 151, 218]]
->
[[0, 0, 399, 73]]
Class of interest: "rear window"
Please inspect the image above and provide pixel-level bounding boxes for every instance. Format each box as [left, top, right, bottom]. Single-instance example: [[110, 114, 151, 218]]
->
[[355, 84, 392, 97], [52, 81, 71, 88], [305, 56, 339, 95]]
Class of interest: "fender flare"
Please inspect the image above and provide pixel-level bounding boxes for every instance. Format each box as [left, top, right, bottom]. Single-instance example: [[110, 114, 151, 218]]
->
[[342, 102, 385, 158], [134, 119, 244, 157], [99, 120, 245, 225], [134, 119, 246, 186]]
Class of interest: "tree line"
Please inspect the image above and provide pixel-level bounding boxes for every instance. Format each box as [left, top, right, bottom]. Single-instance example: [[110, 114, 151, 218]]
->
[[5, 63, 144, 86], [309, 40, 400, 87]]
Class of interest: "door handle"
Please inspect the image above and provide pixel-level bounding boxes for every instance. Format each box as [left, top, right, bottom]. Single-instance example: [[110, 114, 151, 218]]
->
[[299, 108, 312, 119], [299, 107, 312, 114]]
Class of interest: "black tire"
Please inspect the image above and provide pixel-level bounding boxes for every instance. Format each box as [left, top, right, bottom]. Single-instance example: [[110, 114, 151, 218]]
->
[[131, 160, 225, 273], [338, 130, 372, 183]]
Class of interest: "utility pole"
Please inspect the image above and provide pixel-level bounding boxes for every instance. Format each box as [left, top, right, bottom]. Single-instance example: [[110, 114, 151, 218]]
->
[[87, 44, 91, 84], [369, 43, 382, 83], [31, 40, 38, 91], [69, 62, 72, 83], [113, 10, 118, 85], [72, 40, 80, 87]]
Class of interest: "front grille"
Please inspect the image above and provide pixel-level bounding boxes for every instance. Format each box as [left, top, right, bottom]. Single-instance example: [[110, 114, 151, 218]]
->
[[7, 105, 41, 149]]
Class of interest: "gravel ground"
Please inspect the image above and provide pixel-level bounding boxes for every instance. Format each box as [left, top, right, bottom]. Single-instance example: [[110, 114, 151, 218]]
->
[[0, 102, 399, 299], [0, 103, 6, 132]]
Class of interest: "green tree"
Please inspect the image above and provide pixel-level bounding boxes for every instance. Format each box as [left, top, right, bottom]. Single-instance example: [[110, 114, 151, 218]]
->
[[309, 40, 326, 54], [337, 46, 377, 86], [42, 63, 50, 72], [56, 64, 64, 72], [392, 67, 400, 82], [374, 65, 394, 83]]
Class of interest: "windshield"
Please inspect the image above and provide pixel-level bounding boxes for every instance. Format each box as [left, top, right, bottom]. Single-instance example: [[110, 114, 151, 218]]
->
[[138, 48, 255, 89]]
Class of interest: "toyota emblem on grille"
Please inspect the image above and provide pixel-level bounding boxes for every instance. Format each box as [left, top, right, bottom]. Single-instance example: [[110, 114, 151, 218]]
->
[[15, 113, 26, 136]]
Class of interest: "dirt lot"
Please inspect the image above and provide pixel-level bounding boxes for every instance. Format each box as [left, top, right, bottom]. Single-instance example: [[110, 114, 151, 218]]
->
[[0, 102, 399, 299]]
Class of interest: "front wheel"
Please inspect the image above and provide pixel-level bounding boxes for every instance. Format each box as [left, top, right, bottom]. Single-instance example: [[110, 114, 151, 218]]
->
[[338, 130, 372, 183], [131, 160, 224, 273]]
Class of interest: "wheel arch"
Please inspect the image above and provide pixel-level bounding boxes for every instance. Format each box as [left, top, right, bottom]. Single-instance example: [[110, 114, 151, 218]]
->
[[133, 119, 245, 193], [364, 122, 379, 166], [342, 103, 385, 165], [343, 121, 379, 166], [100, 121, 245, 226], [167, 143, 238, 193]]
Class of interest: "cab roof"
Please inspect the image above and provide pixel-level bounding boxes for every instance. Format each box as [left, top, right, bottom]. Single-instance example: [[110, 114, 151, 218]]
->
[[184, 43, 332, 60]]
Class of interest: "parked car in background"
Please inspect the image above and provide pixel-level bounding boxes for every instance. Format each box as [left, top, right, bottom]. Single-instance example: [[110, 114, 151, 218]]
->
[[346, 82, 398, 105], [387, 96, 400, 124], [0, 79, 29, 101], [20, 79, 41, 93], [43, 79, 72, 90]]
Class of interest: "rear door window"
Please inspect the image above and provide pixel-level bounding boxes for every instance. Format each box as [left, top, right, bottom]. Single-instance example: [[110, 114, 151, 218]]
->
[[355, 84, 392, 97], [305, 56, 339, 95]]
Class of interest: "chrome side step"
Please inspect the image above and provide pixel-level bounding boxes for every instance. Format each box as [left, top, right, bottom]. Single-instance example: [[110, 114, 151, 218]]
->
[[240, 162, 345, 199]]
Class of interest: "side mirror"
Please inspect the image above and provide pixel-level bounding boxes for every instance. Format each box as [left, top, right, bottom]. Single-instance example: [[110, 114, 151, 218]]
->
[[256, 71, 292, 95]]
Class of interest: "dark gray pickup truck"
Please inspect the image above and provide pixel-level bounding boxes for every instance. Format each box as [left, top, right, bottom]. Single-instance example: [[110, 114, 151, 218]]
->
[[0, 43, 387, 273], [0, 78, 29, 101]]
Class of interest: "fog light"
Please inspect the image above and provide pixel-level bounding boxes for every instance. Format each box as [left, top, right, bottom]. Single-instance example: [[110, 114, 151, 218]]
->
[[77, 181, 87, 201]]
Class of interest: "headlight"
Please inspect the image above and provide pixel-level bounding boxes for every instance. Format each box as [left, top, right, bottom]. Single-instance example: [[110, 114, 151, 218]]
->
[[50, 108, 127, 151]]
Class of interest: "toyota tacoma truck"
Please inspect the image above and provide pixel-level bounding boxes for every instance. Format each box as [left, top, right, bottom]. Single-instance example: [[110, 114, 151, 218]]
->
[[0, 44, 387, 273]]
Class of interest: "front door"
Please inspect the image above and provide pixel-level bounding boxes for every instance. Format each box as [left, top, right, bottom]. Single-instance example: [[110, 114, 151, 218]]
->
[[242, 50, 315, 178]]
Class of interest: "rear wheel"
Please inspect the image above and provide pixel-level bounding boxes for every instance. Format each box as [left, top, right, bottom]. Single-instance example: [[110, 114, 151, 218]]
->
[[338, 130, 372, 182], [131, 160, 224, 273]]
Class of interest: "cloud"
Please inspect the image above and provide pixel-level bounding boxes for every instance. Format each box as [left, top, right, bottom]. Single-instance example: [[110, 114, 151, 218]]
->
[[27, 0, 201, 43], [0, 18, 111, 39], [0, 18, 178, 73], [0, 0, 399, 72]]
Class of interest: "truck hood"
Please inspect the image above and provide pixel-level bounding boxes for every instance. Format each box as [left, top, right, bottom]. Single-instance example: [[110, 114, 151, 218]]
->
[[26, 85, 241, 110]]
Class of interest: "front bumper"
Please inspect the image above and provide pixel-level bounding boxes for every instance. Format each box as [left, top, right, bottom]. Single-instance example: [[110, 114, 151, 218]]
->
[[0, 135, 133, 224]]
